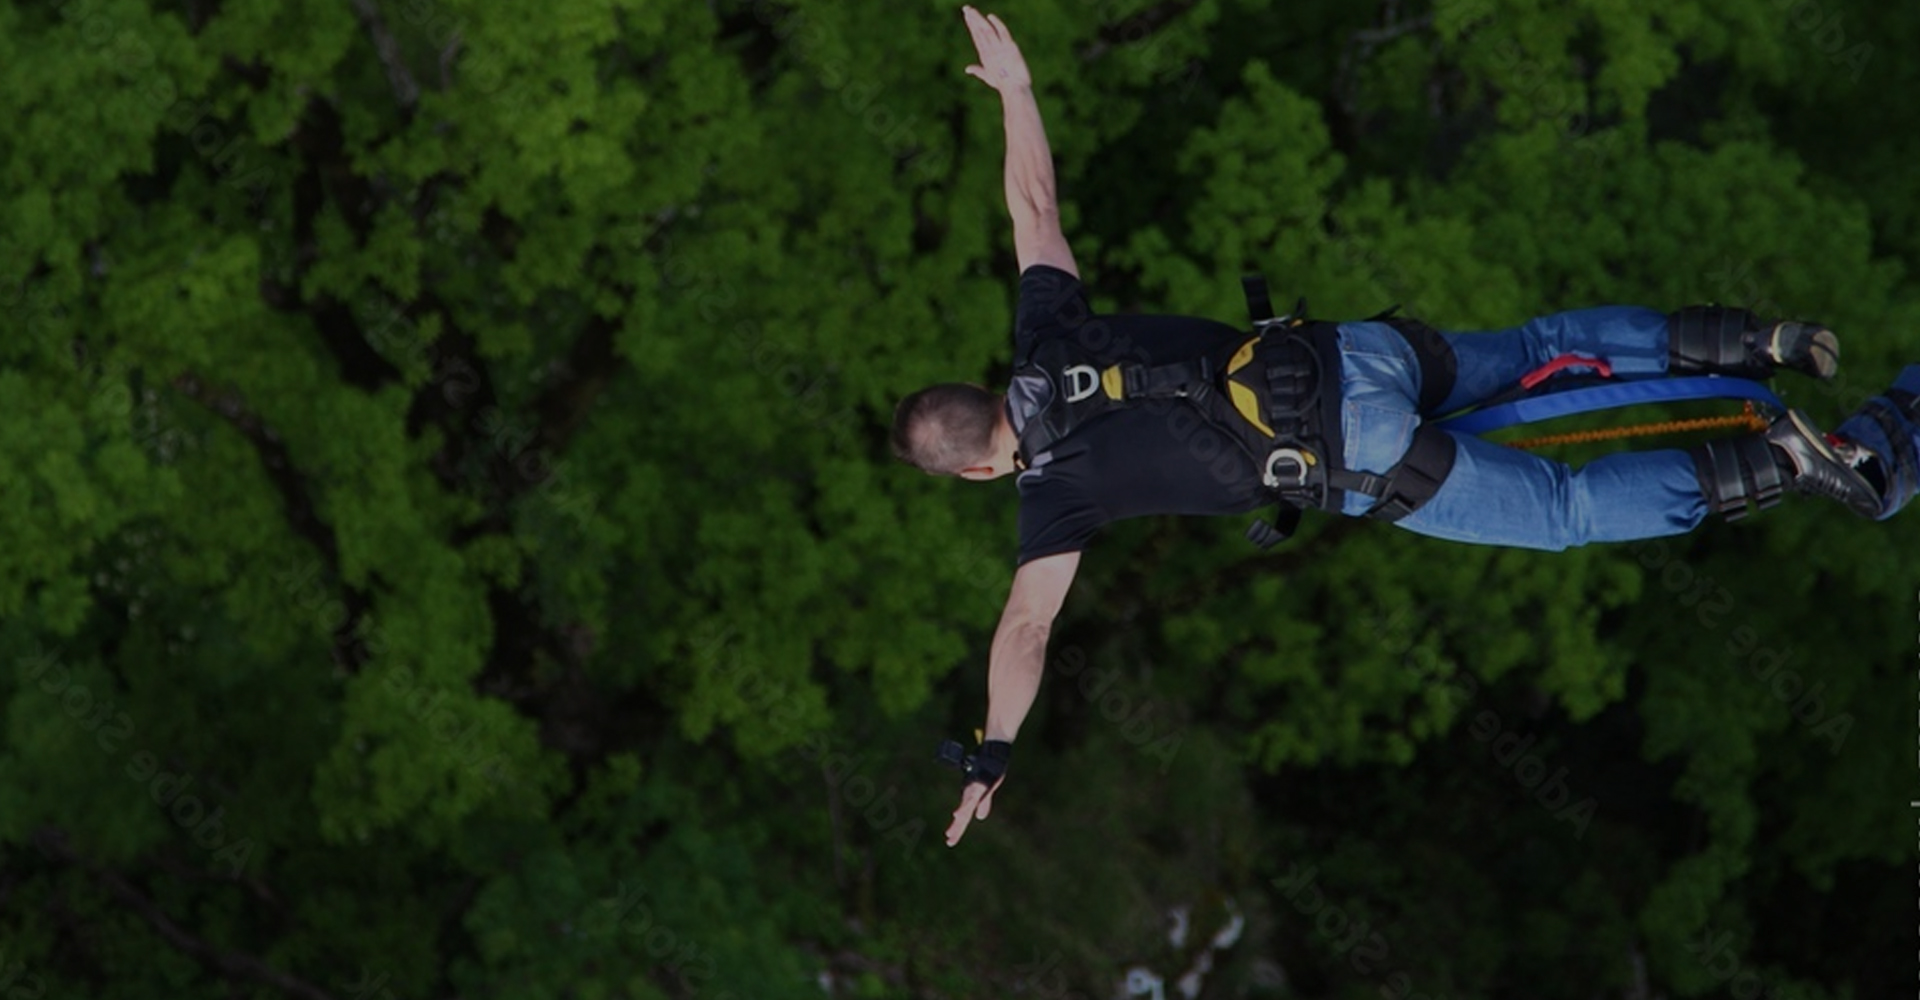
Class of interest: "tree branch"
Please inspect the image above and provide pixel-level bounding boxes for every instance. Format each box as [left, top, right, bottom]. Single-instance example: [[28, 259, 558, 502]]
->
[[531, 314, 621, 457], [32, 830, 338, 1000], [98, 869, 339, 1000], [439, 30, 463, 90], [1352, 12, 1434, 46], [1078, 0, 1202, 62], [1333, 4, 1439, 136], [170, 371, 371, 672], [349, 0, 420, 115]]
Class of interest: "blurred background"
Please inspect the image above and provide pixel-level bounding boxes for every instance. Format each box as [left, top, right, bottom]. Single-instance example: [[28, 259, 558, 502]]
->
[[0, 0, 1913, 996]]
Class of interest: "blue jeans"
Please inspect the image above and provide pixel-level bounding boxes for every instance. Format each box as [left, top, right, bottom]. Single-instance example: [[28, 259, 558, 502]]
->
[[1834, 364, 1920, 520], [1335, 307, 1707, 550]]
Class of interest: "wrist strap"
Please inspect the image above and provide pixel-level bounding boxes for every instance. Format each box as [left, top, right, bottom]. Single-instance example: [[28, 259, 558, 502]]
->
[[966, 740, 1013, 787]]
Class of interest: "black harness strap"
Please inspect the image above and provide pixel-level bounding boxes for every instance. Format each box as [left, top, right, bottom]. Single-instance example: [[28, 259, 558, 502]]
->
[[1339, 424, 1458, 523], [1860, 389, 1919, 484], [1243, 277, 1319, 550], [1240, 277, 1460, 545], [1121, 358, 1214, 400], [1384, 317, 1459, 414], [1241, 275, 1276, 330]]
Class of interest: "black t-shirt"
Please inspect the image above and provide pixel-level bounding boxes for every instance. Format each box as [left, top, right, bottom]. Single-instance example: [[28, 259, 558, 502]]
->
[[1012, 265, 1272, 565]]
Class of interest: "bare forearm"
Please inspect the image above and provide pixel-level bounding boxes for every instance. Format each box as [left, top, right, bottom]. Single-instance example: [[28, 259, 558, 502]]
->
[[984, 618, 1049, 742], [998, 85, 1058, 221]]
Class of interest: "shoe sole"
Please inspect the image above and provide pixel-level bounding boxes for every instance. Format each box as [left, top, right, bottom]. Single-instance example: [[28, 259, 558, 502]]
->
[[1769, 324, 1839, 379]]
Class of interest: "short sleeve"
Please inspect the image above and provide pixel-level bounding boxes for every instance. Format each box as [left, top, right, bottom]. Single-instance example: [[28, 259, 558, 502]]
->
[[1013, 265, 1090, 356], [1015, 467, 1105, 566]]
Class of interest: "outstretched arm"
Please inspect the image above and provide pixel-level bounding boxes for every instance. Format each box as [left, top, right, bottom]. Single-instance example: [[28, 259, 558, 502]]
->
[[962, 6, 1079, 278], [945, 550, 1080, 847]]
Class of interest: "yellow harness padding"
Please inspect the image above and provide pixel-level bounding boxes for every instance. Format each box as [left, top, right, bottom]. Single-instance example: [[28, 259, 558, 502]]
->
[[1097, 337, 1278, 438], [1226, 337, 1275, 438]]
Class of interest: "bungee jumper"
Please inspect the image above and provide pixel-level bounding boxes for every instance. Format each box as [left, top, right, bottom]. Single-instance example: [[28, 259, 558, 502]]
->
[[909, 7, 1920, 847]]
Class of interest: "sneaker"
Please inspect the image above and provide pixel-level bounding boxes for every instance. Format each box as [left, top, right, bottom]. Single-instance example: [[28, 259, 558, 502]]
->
[[1759, 322, 1839, 380], [1765, 409, 1880, 517]]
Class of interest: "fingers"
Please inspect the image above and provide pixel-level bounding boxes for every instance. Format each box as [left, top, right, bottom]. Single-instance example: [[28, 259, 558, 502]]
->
[[945, 779, 1007, 846], [961, 7, 990, 52], [976, 777, 1003, 820], [963, 6, 993, 42], [962, 6, 1010, 50], [945, 783, 985, 846]]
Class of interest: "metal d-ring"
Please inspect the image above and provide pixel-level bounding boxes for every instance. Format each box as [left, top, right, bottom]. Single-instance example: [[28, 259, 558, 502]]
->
[[1262, 447, 1315, 490]]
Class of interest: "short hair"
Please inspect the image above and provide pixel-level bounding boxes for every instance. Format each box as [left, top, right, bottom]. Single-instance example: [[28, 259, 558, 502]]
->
[[891, 383, 1002, 475]]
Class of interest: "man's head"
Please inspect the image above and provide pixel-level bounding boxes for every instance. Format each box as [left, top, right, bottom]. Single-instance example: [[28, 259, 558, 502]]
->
[[891, 383, 1018, 480]]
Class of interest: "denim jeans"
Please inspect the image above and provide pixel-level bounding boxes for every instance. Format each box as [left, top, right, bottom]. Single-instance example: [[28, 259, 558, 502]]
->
[[1334, 307, 1707, 550], [1834, 363, 1920, 520]]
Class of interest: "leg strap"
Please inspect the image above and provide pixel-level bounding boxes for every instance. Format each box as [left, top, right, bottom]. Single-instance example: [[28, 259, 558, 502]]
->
[[1861, 392, 1919, 473], [1687, 433, 1788, 521], [1385, 318, 1459, 414], [1331, 424, 1459, 523], [1670, 305, 1767, 379]]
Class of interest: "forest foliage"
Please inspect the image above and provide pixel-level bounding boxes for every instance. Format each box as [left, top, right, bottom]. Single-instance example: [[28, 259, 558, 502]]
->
[[0, 0, 1912, 997]]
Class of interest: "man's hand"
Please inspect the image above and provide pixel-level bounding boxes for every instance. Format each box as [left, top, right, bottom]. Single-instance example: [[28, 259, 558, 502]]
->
[[945, 776, 1004, 847], [962, 6, 1031, 93]]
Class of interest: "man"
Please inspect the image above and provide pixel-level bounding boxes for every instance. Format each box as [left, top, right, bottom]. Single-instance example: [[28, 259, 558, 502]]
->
[[906, 6, 1920, 847]]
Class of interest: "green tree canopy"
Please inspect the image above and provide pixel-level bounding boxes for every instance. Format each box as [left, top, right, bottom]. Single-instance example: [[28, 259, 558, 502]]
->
[[0, 0, 1908, 996]]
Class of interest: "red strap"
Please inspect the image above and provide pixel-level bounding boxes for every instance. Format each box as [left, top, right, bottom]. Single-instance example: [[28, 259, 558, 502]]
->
[[1520, 353, 1614, 391]]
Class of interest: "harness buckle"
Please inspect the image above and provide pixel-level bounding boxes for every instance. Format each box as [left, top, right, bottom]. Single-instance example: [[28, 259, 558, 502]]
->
[[1262, 447, 1317, 490]]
